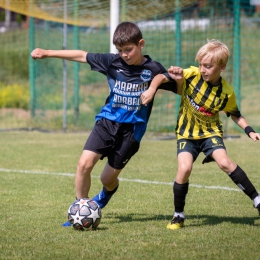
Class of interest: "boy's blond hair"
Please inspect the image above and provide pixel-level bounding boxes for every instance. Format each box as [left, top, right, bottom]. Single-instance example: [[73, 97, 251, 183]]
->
[[195, 39, 230, 67]]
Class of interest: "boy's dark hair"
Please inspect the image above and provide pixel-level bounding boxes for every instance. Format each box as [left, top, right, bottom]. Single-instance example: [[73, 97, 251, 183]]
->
[[113, 22, 143, 47]]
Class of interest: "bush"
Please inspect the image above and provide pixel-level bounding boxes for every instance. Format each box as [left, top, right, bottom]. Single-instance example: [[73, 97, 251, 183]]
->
[[0, 82, 29, 109]]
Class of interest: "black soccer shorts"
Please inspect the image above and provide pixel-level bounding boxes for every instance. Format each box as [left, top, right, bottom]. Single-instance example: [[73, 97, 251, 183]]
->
[[177, 136, 226, 162], [84, 118, 140, 169]]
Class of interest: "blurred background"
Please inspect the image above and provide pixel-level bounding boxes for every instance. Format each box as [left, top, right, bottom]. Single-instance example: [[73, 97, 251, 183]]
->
[[0, 0, 259, 134]]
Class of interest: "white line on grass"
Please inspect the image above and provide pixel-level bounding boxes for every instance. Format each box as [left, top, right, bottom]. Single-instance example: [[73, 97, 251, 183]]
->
[[0, 168, 241, 192]]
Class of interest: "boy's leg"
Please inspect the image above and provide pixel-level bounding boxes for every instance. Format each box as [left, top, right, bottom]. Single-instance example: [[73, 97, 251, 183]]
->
[[62, 150, 102, 227], [167, 150, 194, 230], [63, 118, 126, 227], [92, 124, 140, 208], [75, 150, 102, 199], [212, 148, 260, 215], [229, 165, 260, 214], [92, 162, 121, 208], [167, 181, 189, 230], [228, 165, 258, 199]]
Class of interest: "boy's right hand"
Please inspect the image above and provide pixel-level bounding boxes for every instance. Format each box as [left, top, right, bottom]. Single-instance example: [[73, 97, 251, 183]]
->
[[31, 48, 47, 60], [168, 66, 183, 81]]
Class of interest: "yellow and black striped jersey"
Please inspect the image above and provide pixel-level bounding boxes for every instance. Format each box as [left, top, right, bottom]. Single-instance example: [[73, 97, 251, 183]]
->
[[176, 66, 241, 140]]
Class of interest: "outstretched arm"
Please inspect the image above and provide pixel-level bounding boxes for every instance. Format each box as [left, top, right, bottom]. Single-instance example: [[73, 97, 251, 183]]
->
[[31, 48, 88, 63], [168, 66, 184, 95], [141, 74, 169, 105], [231, 115, 260, 142]]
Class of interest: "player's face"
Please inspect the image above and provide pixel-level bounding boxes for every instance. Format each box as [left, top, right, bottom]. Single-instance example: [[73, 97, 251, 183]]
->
[[116, 40, 144, 66], [198, 56, 225, 85]]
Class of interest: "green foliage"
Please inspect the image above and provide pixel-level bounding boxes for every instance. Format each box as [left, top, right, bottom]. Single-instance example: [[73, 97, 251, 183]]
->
[[0, 29, 29, 83], [0, 132, 260, 259], [0, 48, 29, 83], [0, 82, 29, 109], [0, 10, 5, 21]]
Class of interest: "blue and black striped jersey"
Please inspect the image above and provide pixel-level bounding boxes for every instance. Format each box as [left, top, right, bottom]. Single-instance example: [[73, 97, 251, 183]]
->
[[87, 53, 177, 142]]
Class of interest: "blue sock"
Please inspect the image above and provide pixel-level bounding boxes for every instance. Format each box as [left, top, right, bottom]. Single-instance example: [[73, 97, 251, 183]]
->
[[92, 185, 118, 209]]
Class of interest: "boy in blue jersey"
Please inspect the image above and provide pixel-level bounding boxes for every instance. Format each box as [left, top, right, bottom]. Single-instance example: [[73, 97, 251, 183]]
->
[[145, 39, 260, 230], [31, 21, 177, 226]]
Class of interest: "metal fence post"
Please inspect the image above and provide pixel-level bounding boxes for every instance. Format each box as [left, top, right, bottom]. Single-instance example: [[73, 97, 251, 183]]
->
[[29, 16, 35, 117], [233, 0, 241, 107]]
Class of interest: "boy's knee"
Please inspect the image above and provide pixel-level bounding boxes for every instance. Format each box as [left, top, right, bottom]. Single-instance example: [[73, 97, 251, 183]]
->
[[176, 166, 191, 184], [217, 157, 234, 172], [178, 163, 192, 176], [77, 157, 94, 173]]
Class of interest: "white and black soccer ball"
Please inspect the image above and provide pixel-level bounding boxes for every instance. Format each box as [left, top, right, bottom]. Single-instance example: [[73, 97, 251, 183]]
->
[[68, 198, 101, 231]]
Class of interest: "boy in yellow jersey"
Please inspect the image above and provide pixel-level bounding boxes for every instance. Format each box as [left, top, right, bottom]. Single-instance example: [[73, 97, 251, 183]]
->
[[142, 39, 260, 230]]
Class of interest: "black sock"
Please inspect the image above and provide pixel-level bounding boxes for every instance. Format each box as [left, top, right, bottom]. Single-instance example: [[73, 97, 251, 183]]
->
[[229, 165, 258, 200], [174, 181, 189, 213], [103, 185, 119, 196]]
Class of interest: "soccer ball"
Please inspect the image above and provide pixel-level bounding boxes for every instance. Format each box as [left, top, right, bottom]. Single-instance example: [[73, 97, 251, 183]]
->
[[68, 198, 102, 231]]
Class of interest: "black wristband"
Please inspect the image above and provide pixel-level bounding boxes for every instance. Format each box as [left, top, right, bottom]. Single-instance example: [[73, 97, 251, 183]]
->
[[244, 126, 255, 137]]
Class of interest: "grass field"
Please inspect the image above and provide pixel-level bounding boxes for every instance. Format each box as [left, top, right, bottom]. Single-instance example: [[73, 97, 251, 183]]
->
[[0, 131, 260, 260]]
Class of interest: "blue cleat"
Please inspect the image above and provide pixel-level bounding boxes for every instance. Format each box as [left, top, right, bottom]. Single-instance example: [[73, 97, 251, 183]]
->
[[92, 185, 118, 209], [62, 220, 71, 227], [92, 189, 112, 209]]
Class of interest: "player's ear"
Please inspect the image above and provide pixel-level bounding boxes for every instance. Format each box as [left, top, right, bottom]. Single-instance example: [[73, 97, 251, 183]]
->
[[139, 39, 145, 49], [220, 64, 226, 72]]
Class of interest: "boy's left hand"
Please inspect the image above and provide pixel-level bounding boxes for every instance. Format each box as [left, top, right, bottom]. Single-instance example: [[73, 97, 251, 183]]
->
[[249, 132, 260, 142], [141, 88, 156, 105]]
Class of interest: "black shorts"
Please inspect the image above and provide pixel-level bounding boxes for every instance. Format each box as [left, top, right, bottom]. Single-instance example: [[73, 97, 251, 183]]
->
[[84, 118, 140, 169], [177, 136, 226, 163]]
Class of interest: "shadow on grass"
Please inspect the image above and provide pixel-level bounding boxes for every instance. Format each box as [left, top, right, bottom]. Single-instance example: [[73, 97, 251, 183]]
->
[[103, 212, 260, 227], [187, 214, 260, 227]]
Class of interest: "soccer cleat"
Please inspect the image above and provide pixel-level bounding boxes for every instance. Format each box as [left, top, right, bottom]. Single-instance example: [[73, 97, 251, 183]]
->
[[62, 220, 71, 227], [166, 215, 184, 230], [92, 189, 113, 209]]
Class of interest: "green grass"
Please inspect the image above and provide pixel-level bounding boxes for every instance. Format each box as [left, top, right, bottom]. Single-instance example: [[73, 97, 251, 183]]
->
[[0, 132, 260, 260]]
